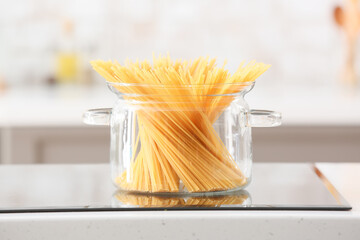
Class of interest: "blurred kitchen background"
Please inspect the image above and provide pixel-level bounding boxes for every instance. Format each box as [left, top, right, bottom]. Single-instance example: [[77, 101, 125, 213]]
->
[[0, 0, 359, 164]]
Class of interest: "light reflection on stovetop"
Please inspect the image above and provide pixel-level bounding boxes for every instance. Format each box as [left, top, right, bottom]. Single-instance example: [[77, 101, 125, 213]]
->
[[0, 163, 351, 213]]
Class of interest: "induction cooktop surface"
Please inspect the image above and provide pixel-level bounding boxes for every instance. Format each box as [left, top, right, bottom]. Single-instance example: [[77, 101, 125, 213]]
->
[[0, 163, 351, 213]]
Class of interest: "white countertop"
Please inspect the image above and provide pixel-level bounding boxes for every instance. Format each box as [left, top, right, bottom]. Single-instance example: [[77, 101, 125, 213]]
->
[[0, 84, 360, 127], [0, 163, 359, 240]]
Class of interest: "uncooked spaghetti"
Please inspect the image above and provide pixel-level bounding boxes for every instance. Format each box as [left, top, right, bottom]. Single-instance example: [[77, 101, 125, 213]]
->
[[91, 55, 270, 193]]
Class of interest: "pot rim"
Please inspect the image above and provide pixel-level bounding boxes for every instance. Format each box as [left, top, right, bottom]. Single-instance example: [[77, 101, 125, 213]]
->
[[106, 81, 255, 97]]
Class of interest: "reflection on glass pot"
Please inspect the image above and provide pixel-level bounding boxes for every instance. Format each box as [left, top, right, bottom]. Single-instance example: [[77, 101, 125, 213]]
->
[[112, 189, 251, 208]]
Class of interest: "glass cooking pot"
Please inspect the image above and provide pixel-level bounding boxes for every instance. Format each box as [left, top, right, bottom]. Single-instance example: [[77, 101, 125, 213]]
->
[[83, 81, 281, 196]]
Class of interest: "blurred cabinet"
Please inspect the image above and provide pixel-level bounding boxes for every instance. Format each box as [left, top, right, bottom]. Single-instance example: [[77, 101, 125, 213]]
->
[[252, 126, 360, 162], [0, 127, 109, 164], [0, 126, 359, 164]]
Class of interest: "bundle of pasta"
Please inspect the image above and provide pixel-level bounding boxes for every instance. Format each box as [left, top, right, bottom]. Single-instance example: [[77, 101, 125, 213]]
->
[[91, 55, 270, 193]]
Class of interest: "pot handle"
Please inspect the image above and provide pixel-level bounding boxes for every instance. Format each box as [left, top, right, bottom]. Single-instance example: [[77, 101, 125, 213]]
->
[[248, 109, 281, 127], [83, 108, 111, 126]]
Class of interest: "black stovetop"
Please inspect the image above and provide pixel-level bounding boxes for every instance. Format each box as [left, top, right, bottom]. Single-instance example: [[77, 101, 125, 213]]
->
[[0, 163, 351, 213]]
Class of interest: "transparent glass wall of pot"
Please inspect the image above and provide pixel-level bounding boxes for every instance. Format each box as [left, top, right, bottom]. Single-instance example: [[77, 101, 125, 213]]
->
[[109, 94, 252, 194]]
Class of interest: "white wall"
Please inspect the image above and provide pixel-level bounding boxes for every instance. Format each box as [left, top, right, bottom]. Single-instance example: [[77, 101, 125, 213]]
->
[[0, 0, 351, 87]]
